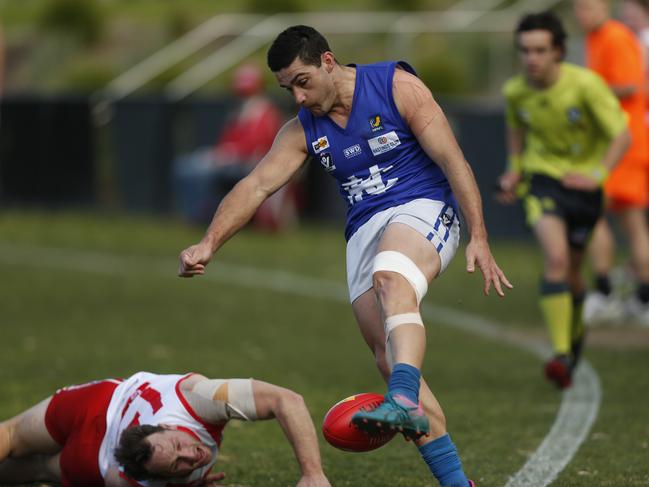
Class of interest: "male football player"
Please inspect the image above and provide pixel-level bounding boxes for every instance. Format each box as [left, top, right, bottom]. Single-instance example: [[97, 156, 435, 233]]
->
[[0, 371, 330, 486], [497, 11, 630, 387], [179, 25, 510, 487]]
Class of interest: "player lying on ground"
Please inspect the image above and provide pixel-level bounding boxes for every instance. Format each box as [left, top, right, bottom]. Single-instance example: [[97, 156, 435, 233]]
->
[[179, 24, 511, 487], [0, 371, 331, 487]]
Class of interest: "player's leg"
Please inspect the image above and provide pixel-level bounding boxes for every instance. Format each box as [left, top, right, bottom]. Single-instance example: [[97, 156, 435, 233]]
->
[[583, 217, 625, 325], [0, 452, 61, 484], [352, 290, 391, 379], [533, 214, 574, 388], [619, 207, 649, 282], [372, 222, 439, 423], [589, 218, 616, 289], [619, 207, 649, 324], [0, 398, 61, 484], [376, 221, 440, 364], [567, 246, 587, 369], [352, 290, 470, 487], [0, 398, 60, 460], [351, 290, 447, 438], [563, 184, 604, 372], [353, 222, 472, 487], [352, 222, 438, 433]]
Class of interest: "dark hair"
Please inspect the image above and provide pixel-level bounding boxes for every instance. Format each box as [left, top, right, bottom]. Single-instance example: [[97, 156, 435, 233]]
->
[[114, 424, 166, 481], [515, 11, 567, 56], [267, 25, 331, 72]]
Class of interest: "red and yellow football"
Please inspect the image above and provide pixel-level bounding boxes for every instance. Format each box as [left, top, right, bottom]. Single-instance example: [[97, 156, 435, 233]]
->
[[322, 393, 396, 452]]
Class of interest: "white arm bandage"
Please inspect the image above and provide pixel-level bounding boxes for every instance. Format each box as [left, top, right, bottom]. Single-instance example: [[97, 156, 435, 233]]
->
[[185, 378, 258, 423]]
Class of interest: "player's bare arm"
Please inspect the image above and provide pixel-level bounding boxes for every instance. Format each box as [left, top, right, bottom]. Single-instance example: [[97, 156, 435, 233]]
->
[[181, 376, 330, 487], [393, 69, 513, 296], [599, 128, 631, 172], [251, 381, 330, 487], [497, 126, 525, 204], [178, 118, 308, 278], [562, 127, 631, 191]]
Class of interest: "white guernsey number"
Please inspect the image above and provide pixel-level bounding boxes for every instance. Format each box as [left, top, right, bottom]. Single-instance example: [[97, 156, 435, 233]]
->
[[342, 164, 398, 204]]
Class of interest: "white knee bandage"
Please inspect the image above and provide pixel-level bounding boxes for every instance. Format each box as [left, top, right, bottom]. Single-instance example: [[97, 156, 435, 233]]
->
[[373, 251, 428, 304]]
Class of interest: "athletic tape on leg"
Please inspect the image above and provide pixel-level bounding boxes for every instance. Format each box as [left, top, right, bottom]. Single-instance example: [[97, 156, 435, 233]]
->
[[386, 339, 395, 370], [373, 250, 428, 304], [385, 312, 424, 336]]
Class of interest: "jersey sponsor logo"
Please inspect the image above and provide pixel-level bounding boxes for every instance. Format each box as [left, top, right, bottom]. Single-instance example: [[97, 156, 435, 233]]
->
[[567, 107, 582, 123], [312, 136, 330, 154], [368, 131, 401, 156], [369, 114, 383, 132], [341, 164, 398, 204], [343, 144, 362, 159], [319, 152, 336, 172]]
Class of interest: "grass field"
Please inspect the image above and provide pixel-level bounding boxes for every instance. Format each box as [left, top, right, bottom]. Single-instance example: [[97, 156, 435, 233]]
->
[[1, 210, 648, 487]]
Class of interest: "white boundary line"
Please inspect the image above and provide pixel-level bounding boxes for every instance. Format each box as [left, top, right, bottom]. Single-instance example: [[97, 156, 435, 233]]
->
[[0, 243, 601, 487]]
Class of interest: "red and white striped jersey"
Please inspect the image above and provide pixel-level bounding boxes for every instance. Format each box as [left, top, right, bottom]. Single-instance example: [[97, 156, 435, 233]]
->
[[98, 372, 225, 487]]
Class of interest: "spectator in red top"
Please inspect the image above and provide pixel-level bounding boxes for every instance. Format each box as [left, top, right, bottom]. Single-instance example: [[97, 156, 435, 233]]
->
[[174, 63, 297, 230], [211, 63, 282, 168]]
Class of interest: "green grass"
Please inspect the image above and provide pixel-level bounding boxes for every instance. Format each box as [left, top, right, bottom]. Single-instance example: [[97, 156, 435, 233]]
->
[[0, 210, 648, 486]]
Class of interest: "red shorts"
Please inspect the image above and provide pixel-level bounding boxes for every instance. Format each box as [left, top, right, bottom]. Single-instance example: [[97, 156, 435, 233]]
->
[[45, 380, 119, 487]]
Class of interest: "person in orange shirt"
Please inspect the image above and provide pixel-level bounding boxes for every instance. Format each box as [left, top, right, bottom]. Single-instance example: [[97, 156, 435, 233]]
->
[[574, 0, 649, 327]]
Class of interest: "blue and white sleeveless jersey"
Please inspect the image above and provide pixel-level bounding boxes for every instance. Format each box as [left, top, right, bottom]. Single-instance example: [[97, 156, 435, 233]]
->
[[298, 61, 458, 241]]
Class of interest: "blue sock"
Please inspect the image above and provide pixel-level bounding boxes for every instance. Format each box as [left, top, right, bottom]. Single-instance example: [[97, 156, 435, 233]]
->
[[387, 362, 421, 405], [418, 434, 469, 487]]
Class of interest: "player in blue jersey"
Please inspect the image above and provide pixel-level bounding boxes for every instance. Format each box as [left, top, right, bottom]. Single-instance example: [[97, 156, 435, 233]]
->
[[178, 25, 511, 487]]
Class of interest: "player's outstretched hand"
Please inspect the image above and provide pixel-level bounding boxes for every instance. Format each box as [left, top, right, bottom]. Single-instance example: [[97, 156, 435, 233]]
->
[[199, 471, 226, 486], [495, 170, 522, 205], [178, 241, 213, 278], [466, 238, 513, 297], [295, 472, 332, 487]]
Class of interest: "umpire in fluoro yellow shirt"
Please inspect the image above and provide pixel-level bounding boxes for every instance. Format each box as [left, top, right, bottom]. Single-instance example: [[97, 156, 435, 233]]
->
[[497, 11, 630, 389]]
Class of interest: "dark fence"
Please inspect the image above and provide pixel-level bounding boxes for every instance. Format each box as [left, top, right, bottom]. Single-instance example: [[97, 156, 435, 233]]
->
[[0, 94, 528, 237], [0, 95, 94, 206], [109, 97, 175, 213]]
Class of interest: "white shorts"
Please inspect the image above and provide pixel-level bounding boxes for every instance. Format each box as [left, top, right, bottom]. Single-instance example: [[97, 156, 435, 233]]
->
[[346, 198, 460, 303]]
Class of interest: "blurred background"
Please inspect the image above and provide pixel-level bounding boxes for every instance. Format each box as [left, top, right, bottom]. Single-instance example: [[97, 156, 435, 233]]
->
[[3, 3, 649, 486], [0, 0, 589, 235]]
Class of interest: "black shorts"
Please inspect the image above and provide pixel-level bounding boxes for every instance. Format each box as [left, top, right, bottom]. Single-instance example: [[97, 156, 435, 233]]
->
[[523, 174, 603, 249]]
